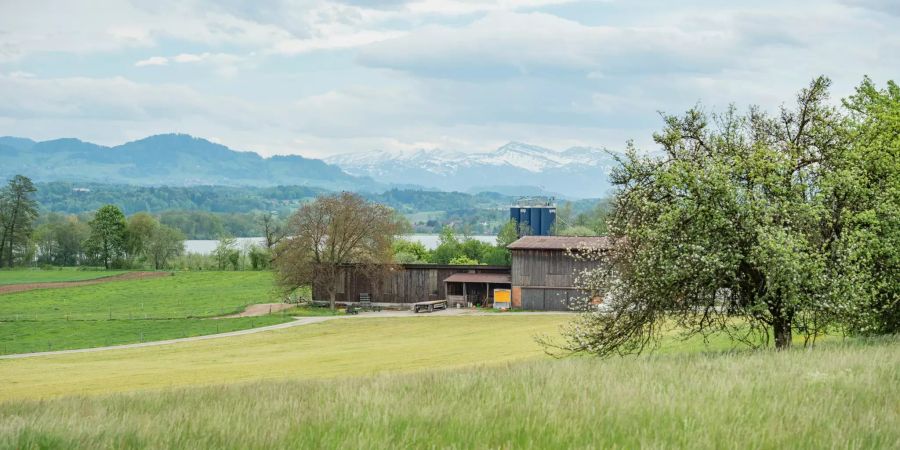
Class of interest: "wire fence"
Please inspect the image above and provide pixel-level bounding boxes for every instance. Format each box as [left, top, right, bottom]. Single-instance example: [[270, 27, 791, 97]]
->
[[0, 307, 296, 356]]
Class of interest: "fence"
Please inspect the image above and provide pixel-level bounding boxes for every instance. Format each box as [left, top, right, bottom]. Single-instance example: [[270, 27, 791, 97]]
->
[[0, 307, 295, 356]]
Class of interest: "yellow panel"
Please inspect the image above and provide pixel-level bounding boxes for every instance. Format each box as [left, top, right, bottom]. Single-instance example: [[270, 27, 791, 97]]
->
[[494, 289, 511, 303]]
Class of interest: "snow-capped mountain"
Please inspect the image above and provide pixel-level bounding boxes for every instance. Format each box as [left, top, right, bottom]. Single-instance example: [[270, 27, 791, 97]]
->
[[326, 142, 620, 198]]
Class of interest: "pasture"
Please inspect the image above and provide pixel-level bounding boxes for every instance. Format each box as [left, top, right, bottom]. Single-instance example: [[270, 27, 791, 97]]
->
[[0, 269, 125, 285], [0, 324, 896, 448], [0, 271, 328, 354]]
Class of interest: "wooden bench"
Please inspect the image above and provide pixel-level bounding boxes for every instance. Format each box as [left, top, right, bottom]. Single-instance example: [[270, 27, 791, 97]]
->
[[357, 293, 381, 312], [413, 300, 448, 313]]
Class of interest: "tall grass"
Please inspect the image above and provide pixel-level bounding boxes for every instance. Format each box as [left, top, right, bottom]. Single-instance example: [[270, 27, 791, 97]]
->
[[1, 337, 897, 449]]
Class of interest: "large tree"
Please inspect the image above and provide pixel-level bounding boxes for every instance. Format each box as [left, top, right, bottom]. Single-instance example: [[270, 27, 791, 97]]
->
[[553, 77, 899, 355], [832, 77, 900, 335], [273, 192, 408, 310], [144, 224, 185, 270], [85, 205, 127, 269], [0, 175, 39, 268]]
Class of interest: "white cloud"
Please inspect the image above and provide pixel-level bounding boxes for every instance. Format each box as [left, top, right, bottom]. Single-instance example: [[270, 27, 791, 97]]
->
[[1, 0, 898, 162], [134, 56, 169, 67]]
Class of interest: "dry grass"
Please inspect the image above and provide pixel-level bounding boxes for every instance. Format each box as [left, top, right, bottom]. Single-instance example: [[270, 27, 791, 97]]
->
[[0, 336, 897, 449], [0, 315, 571, 401]]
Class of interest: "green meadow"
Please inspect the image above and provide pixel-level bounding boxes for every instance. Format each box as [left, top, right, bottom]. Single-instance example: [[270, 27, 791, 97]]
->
[[0, 330, 896, 449], [0, 269, 125, 285], [0, 271, 331, 354]]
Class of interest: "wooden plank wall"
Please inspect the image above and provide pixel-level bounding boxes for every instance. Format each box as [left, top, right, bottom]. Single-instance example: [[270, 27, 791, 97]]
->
[[511, 249, 599, 288], [317, 265, 511, 304]]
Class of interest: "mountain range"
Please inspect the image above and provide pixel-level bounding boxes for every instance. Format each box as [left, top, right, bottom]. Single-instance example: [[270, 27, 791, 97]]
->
[[326, 142, 619, 198], [1, 134, 617, 198], [0, 134, 382, 192]]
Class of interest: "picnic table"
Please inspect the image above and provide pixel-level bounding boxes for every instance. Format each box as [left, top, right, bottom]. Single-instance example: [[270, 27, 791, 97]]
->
[[413, 300, 448, 313]]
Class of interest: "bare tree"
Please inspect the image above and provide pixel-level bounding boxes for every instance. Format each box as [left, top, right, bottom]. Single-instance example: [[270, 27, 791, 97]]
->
[[259, 211, 285, 249], [273, 192, 408, 310]]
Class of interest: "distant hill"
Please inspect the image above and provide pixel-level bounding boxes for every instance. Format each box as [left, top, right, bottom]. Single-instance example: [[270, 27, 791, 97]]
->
[[326, 142, 620, 198], [0, 134, 384, 191]]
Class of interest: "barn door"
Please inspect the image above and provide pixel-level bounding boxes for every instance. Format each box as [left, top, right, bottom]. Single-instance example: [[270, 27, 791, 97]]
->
[[521, 289, 544, 310], [546, 289, 569, 311]]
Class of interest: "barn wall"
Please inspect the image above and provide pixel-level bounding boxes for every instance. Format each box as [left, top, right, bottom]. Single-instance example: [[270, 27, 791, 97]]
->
[[315, 265, 510, 304], [511, 249, 603, 311], [510, 249, 597, 288]]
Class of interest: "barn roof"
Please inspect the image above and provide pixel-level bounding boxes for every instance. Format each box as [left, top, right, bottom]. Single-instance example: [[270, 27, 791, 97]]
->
[[507, 236, 611, 251], [443, 273, 512, 284]]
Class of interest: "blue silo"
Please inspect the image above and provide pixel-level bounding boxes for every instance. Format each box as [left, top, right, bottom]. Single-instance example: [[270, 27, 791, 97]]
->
[[540, 207, 556, 235], [510, 198, 557, 236], [529, 208, 542, 236], [509, 207, 520, 226]]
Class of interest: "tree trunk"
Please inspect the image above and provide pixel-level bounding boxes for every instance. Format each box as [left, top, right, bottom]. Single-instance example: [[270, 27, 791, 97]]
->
[[773, 317, 792, 350], [329, 290, 336, 311]]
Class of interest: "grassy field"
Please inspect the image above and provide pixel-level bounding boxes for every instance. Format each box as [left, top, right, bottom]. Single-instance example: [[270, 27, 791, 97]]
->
[[0, 271, 279, 320], [0, 271, 331, 355], [0, 331, 896, 448], [0, 269, 125, 285], [0, 315, 571, 400]]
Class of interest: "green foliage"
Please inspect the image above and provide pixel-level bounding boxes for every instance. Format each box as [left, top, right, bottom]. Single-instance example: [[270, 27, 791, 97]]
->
[[0, 175, 39, 267], [33, 182, 535, 236], [144, 224, 185, 270], [213, 235, 240, 270], [84, 205, 127, 269], [449, 255, 481, 265], [556, 225, 598, 236], [392, 239, 430, 263], [414, 226, 513, 265], [559, 76, 900, 356], [832, 77, 900, 335], [248, 245, 271, 270], [31, 213, 91, 266]]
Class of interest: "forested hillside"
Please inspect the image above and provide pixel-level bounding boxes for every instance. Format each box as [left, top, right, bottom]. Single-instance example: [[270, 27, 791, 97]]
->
[[0, 134, 384, 191]]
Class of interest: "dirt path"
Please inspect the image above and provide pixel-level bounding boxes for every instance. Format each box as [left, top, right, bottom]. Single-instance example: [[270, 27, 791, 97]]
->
[[0, 271, 171, 295], [0, 310, 570, 360], [217, 303, 297, 318]]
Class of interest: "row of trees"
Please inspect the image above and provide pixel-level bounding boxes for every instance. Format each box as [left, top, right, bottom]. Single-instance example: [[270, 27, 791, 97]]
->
[[556, 76, 899, 354], [0, 180, 188, 270], [394, 223, 518, 266]]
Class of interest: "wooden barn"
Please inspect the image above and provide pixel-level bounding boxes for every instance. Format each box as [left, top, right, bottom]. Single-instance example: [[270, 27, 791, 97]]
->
[[313, 236, 609, 311], [315, 264, 511, 306], [508, 236, 610, 311]]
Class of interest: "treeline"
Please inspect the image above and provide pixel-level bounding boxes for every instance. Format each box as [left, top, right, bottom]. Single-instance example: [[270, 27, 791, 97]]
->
[[0, 178, 185, 269], [393, 223, 519, 266], [34, 183, 323, 216], [33, 182, 608, 235]]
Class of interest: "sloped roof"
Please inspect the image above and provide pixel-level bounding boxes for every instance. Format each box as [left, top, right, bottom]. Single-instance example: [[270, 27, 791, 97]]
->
[[507, 236, 611, 251], [443, 273, 512, 284]]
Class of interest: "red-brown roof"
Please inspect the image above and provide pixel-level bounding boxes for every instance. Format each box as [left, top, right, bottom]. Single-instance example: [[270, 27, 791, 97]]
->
[[507, 236, 611, 250], [443, 273, 512, 284]]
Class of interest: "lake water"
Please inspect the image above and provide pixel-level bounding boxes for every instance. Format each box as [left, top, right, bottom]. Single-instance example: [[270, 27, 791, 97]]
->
[[183, 234, 497, 254]]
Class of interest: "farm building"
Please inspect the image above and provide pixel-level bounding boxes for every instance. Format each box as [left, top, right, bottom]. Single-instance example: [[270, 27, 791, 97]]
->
[[314, 236, 609, 311], [508, 236, 610, 311], [315, 264, 511, 307]]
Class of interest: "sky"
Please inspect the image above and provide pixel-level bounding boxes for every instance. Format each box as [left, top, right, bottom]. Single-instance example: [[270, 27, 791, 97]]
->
[[0, 0, 898, 159]]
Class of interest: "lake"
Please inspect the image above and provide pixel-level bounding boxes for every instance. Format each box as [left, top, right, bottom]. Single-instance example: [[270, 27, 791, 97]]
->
[[183, 234, 497, 254]]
